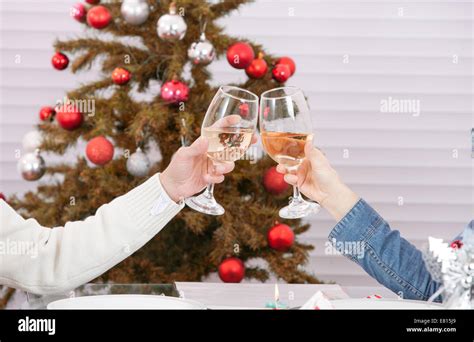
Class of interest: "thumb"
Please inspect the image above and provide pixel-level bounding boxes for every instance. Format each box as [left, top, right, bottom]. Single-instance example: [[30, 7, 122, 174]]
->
[[182, 136, 209, 157], [305, 141, 327, 170]]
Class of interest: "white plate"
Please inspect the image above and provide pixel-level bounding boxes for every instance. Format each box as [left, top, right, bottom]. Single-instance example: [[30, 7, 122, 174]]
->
[[330, 298, 443, 310], [47, 295, 206, 310]]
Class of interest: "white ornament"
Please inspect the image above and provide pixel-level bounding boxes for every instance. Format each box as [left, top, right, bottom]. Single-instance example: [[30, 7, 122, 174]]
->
[[121, 0, 150, 25], [18, 150, 45, 181], [188, 33, 215, 65], [22, 130, 43, 152], [157, 3, 187, 41], [126, 147, 151, 177]]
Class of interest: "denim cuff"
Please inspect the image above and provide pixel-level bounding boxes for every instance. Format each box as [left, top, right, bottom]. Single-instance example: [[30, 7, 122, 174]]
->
[[328, 198, 383, 260]]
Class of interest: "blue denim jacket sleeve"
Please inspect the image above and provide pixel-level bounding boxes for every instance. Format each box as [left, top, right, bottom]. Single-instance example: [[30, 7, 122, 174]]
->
[[328, 199, 440, 301]]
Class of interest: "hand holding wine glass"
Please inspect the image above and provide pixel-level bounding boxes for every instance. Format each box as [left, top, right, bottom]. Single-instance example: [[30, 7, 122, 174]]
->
[[185, 86, 259, 215], [259, 86, 320, 219]]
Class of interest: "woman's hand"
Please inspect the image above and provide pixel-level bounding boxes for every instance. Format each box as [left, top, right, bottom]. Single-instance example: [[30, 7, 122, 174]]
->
[[276, 142, 359, 221]]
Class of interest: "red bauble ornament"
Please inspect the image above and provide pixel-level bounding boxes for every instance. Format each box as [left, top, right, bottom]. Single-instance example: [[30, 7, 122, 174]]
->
[[87, 5, 111, 29], [0, 193, 5, 202], [263, 166, 289, 195], [56, 105, 83, 130], [112, 67, 131, 85], [276, 56, 296, 76], [51, 52, 69, 70], [245, 52, 267, 79], [272, 63, 291, 83], [85, 0, 100, 4], [86, 136, 114, 165], [71, 3, 87, 22], [218, 257, 245, 283], [39, 106, 56, 121], [267, 222, 294, 252], [450, 240, 463, 249], [226, 42, 254, 69], [161, 79, 189, 104]]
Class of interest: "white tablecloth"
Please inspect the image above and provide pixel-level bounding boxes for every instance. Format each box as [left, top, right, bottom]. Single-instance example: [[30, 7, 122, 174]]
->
[[175, 282, 397, 309]]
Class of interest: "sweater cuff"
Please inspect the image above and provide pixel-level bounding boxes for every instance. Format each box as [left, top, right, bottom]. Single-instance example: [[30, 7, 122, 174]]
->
[[123, 173, 185, 233]]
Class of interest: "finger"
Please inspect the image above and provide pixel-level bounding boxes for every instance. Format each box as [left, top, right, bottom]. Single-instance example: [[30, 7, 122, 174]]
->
[[210, 115, 241, 128], [204, 174, 225, 184], [304, 141, 328, 170], [251, 133, 258, 144], [284, 174, 298, 185], [214, 161, 235, 174], [182, 136, 209, 157], [276, 164, 287, 174]]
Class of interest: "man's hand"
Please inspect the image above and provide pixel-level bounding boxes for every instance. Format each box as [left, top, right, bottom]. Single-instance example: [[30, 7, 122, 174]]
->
[[276, 142, 359, 221], [159, 137, 235, 203]]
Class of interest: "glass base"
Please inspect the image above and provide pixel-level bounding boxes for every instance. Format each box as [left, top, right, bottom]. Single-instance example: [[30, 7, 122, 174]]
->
[[185, 192, 225, 216], [279, 200, 320, 219]]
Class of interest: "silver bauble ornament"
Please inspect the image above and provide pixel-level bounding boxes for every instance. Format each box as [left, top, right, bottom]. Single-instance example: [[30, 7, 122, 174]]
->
[[18, 150, 45, 181], [22, 130, 43, 152], [157, 3, 187, 41], [188, 33, 215, 65], [126, 147, 151, 177], [121, 0, 150, 25]]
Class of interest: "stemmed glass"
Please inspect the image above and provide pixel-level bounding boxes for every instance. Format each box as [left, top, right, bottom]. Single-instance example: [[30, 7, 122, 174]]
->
[[259, 86, 320, 219], [185, 86, 259, 215]]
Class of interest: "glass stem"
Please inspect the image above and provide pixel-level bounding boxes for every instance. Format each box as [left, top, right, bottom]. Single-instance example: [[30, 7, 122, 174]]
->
[[204, 183, 215, 199], [292, 185, 303, 204]]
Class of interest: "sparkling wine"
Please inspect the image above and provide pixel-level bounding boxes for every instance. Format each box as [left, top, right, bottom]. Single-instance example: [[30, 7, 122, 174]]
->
[[261, 131, 313, 169], [202, 127, 254, 163]]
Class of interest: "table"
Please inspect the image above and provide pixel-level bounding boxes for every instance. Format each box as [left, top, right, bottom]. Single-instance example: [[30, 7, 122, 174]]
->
[[175, 282, 398, 309]]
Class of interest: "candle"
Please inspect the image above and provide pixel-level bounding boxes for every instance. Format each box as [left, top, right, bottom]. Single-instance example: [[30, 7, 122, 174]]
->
[[264, 284, 288, 309]]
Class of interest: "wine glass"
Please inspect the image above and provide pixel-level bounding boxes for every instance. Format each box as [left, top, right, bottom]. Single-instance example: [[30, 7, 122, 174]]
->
[[259, 86, 320, 219], [185, 85, 259, 215]]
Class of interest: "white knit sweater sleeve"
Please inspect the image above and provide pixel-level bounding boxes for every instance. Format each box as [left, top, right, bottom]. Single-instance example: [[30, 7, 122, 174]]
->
[[0, 173, 184, 295]]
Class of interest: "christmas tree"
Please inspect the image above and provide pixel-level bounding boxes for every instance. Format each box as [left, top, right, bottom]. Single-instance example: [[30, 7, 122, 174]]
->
[[4, 0, 318, 305]]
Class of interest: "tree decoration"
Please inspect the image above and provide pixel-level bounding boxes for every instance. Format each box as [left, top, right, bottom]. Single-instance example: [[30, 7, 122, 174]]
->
[[112, 67, 131, 85], [39, 106, 56, 121], [87, 5, 112, 29], [160, 78, 189, 104], [86, 136, 114, 165], [56, 104, 83, 130], [218, 257, 245, 283], [17, 150, 45, 181], [126, 147, 151, 177], [22, 130, 43, 153], [0, 193, 6, 202], [71, 3, 87, 22], [51, 52, 69, 70], [157, 2, 187, 41], [121, 0, 150, 26], [245, 52, 267, 79], [226, 42, 254, 69], [262, 166, 289, 195], [276, 56, 296, 76], [267, 222, 294, 251], [423, 233, 474, 308], [85, 0, 100, 4], [188, 33, 215, 65], [272, 63, 291, 83]]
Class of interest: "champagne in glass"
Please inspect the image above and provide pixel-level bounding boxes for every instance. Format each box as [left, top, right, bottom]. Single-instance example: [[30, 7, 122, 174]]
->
[[259, 87, 320, 219], [185, 86, 259, 215], [261, 131, 313, 170]]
